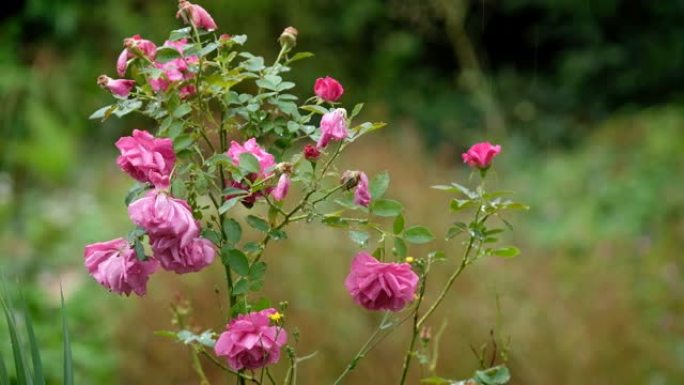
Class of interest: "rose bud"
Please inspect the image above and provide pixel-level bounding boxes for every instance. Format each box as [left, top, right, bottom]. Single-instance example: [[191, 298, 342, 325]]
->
[[278, 26, 298, 49], [303, 144, 321, 161], [461, 142, 501, 170], [314, 76, 344, 103], [97, 75, 135, 97], [177, 0, 218, 31]]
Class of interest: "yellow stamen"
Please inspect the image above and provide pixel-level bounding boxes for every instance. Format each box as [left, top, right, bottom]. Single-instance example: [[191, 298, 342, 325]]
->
[[405, 256, 415, 263]]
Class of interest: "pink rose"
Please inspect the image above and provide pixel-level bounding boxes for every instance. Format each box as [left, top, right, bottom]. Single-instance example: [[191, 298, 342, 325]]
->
[[117, 35, 157, 77], [150, 236, 215, 273], [177, 0, 218, 31], [344, 251, 418, 312], [115, 129, 175, 188], [227, 138, 276, 178], [97, 75, 135, 97], [354, 171, 371, 207], [214, 308, 287, 371], [271, 174, 291, 201], [128, 190, 200, 247], [317, 108, 348, 149], [461, 142, 501, 169], [314, 76, 344, 102], [84, 238, 159, 296]]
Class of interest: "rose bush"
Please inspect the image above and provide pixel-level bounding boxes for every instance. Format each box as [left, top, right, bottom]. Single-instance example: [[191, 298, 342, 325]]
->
[[84, 2, 526, 384]]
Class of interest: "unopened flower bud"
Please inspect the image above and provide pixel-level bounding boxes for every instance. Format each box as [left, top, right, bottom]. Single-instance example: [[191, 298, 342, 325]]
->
[[420, 326, 432, 343], [340, 170, 361, 191], [303, 144, 321, 161], [275, 162, 293, 174], [279, 26, 298, 50]]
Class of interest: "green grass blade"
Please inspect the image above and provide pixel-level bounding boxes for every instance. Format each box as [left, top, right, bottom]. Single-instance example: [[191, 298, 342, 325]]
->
[[0, 281, 31, 385], [20, 292, 45, 385], [0, 351, 9, 385], [60, 287, 73, 385]]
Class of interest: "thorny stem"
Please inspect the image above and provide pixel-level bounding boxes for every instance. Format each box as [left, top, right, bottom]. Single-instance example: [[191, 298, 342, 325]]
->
[[398, 272, 429, 385], [332, 312, 390, 385]]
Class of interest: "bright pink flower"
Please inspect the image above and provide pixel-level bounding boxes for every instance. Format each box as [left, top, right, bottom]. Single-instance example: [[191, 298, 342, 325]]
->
[[214, 308, 287, 371], [128, 190, 200, 247], [117, 35, 157, 76], [227, 138, 276, 178], [303, 144, 320, 161], [84, 238, 159, 296], [317, 108, 348, 149], [271, 174, 291, 201], [150, 236, 215, 273], [97, 75, 135, 97], [354, 172, 371, 207], [461, 142, 501, 169], [314, 76, 344, 102], [115, 129, 175, 188], [177, 0, 218, 31], [344, 251, 418, 312]]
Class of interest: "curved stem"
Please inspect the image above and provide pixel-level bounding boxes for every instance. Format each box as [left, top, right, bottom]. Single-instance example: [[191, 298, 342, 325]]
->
[[398, 274, 428, 385]]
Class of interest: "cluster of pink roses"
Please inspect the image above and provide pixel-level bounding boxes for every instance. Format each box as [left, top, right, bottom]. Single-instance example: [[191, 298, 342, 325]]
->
[[97, 1, 216, 99], [84, 129, 215, 296]]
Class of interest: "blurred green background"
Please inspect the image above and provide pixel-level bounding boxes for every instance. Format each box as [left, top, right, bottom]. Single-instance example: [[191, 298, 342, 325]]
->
[[1, 0, 683, 384]]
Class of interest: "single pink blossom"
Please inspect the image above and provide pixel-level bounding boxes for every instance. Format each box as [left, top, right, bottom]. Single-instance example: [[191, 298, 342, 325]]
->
[[84, 238, 158, 296], [150, 236, 215, 273], [117, 34, 157, 76], [271, 174, 291, 201], [317, 108, 348, 149], [97, 75, 135, 97], [314, 76, 344, 102], [354, 171, 371, 207], [177, 0, 218, 31], [344, 251, 418, 312], [227, 138, 276, 178], [115, 129, 175, 188], [214, 308, 287, 371], [461, 142, 501, 169], [128, 190, 200, 247], [179, 84, 196, 99]]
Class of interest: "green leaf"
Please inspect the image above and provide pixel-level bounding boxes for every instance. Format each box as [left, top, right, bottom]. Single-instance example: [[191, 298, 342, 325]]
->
[[239, 153, 260, 174], [248, 261, 267, 281], [420, 376, 452, 385], [0, 285, 29, 385], [246, 215, 270, 232], [134, 239, 147, 261], [222, 218, 242, 245], [169, 27, 191, 41], [322, 216, 349, 228], [201, 229, 221, 246], [125, 183, 148, 206], [350, 103, 364, 119], [404, 226, 435, 244], [243, 242, 262, 253], [218, 197, 240, 215], [89, 105, 115, 121], [371, 199, 404, 217], [450, 198, 476, 212], [224, 248, 250, 276], [155, 46, 182, 63], [491, 246, 520, 258], [446, 222, 468, 240], [61, 288, 73, 385], [288, 51, 314, 63], [173, 134, 194, 152], [369, 171, 390, 200], [233, 279, 249, 295], [172, 103, 192, 118], [199, 42, 219, 57], [393, 214, 405, 234], [432, 183, 478, 199], [474, 365, 511, 385], [393, 237, 407, 258], [300, 105, 328, 115], [0, 350, 8, 385], [349, 230, 369, 246], [268, 229, 287, 240]]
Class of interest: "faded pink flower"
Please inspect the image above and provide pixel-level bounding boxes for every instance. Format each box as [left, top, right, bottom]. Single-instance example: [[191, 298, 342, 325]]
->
[[317, 108, 348, 149], [271, 174, 291, 201], [117, 35, 157, 77], [97, 75, 135, 97], [150, 236, 215, 273], [177, 0, 217, 31], [354, 171, 371, 207], [128, 190, 200, 247], [227, 138, 276, 178], [84, 238, 158, 296], [115, 129, 175, 188], [461, 142, 501, 169], [214, 308, 287, 371], [314, 76, 344, 102], [344, 251, 418, 312]]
